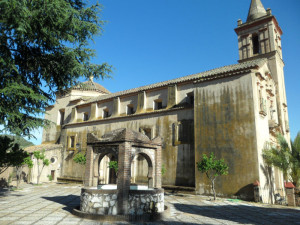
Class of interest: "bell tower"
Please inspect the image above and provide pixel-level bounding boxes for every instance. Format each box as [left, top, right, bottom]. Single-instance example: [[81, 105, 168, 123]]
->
[[235, 0, 290, 140], [235, 0, 283, 62]]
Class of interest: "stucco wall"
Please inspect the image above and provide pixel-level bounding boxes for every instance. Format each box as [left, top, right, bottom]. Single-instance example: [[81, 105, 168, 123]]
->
[[61, 108, 195, 187], [194, 74, 258, 200], [30, 147, 63, 184]]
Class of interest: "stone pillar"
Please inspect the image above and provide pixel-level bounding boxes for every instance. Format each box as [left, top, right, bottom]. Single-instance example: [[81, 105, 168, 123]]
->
[[285, 182, 296, 206], [84, 145, 94, 187], [167, 84, 177, 109], [89, 103, 97, 121], [70, 107, 77, 123], [112, 97, 120, 117], [155, 146, 162, 188], [117, 142, 131, 215], [136, 91, 146, 113]]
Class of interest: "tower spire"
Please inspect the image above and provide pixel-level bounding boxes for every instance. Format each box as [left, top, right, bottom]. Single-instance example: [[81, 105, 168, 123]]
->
[[247, 0, 267, 22]]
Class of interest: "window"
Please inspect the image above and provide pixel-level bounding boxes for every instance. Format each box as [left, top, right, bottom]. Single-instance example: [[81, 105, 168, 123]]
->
[[186, 92, 194, 106], [50, 157, 56, 164], [127, 104, 134, 115], [258, 88, 267, 116], [58, 109, 65, 125], [173, 120, 194, 145], [83, 112, 89, 121], [69, 136, 75, 148], [154, 99, 163, 110], [140, 128, 152, 139], [252, 34, 260, 55], [103, 108, 109, 118]]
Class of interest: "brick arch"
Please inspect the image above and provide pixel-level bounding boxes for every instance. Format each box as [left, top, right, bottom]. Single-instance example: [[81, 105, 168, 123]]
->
[[93, 150, 118, 184], [130, 151, 154, 188]]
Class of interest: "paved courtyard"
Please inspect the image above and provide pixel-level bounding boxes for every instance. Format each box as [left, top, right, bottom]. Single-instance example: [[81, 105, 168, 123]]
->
[[0, 183, 299, 225]]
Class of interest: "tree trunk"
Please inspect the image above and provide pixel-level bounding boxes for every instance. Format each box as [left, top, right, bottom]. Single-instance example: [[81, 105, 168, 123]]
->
[[37, 174, 40, 185], [36, 162, 40, 184], [212, 179, 216, 201], [37, 165, 45, 185]]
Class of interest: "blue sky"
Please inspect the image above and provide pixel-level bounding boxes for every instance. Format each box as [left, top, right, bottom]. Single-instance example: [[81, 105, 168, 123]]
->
[[29, 0, 300, 144]]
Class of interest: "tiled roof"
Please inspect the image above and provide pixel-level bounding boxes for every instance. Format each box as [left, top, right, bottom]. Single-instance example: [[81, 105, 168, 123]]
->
[[69, 96, 92, 103], [82, 58, 267, 105], [25, 144, 63, 153], [72, 80, 110, 94]]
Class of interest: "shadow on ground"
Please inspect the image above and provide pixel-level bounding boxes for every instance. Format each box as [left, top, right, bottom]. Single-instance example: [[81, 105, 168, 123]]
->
[[174, 203, 300, 225], [42, 195, 80, 212], [0, 188, 24, 197]]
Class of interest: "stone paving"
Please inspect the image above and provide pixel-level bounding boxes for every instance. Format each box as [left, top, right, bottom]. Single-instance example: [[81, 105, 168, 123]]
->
[[0, 183, 299, 225]]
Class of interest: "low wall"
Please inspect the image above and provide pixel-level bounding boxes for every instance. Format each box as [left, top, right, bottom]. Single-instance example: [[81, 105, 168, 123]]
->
[[80, 188, 164, 215]]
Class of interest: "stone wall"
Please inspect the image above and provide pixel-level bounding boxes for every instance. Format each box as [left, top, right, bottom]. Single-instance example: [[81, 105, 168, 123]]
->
[[128, 189, 164, 215], [81, 189, 118, 215], [80, 188, 164, 215]]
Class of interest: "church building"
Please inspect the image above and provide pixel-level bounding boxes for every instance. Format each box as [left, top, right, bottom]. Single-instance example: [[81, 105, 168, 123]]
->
[[39, 0, 290, 203]]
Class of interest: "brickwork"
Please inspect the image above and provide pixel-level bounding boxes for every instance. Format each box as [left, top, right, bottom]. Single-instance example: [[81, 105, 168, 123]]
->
[[84, 145, 94, 187], [84, 128, 163, 215], [117, 142, 132, 215], [285, 188, 296, 207], [155, 145, 162, 188]]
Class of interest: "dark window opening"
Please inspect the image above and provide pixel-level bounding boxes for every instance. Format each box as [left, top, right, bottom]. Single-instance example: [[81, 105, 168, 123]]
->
[[83, 112, 89, 121], [187, 92, 194, 106], [154, 100, 163, 110], [127, 105, 134, 115], [177, 123, 183, 142], [50, 157, 56, 163], [140, 128, 152, 139], [59, 110, 65, 125], [252, 34, 260, 55], [144, 128, 152, 139], [70, 136, 75, 148], [103, 109, 109, 118]]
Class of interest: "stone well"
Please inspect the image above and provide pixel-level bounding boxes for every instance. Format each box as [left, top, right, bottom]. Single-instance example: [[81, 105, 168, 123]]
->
[[79, 128, 164, 217], [80, 187, 164, 215]]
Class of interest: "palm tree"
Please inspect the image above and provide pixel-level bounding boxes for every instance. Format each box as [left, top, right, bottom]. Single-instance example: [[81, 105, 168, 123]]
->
[[290, 133, 300, 186], [263, 133, 300, 187]]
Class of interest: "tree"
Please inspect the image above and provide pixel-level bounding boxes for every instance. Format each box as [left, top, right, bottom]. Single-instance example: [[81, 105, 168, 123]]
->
[[0, 135, 28, 175], [0, 135, 34, 148], [263, 133, 300, 187], [108, 160, 118, 176], [0, 0, 112, 138], [197, 152, 229, 200], [291, 133, 300, 186], [73, 152, 86, 184], [33, 150, 50, 184]]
